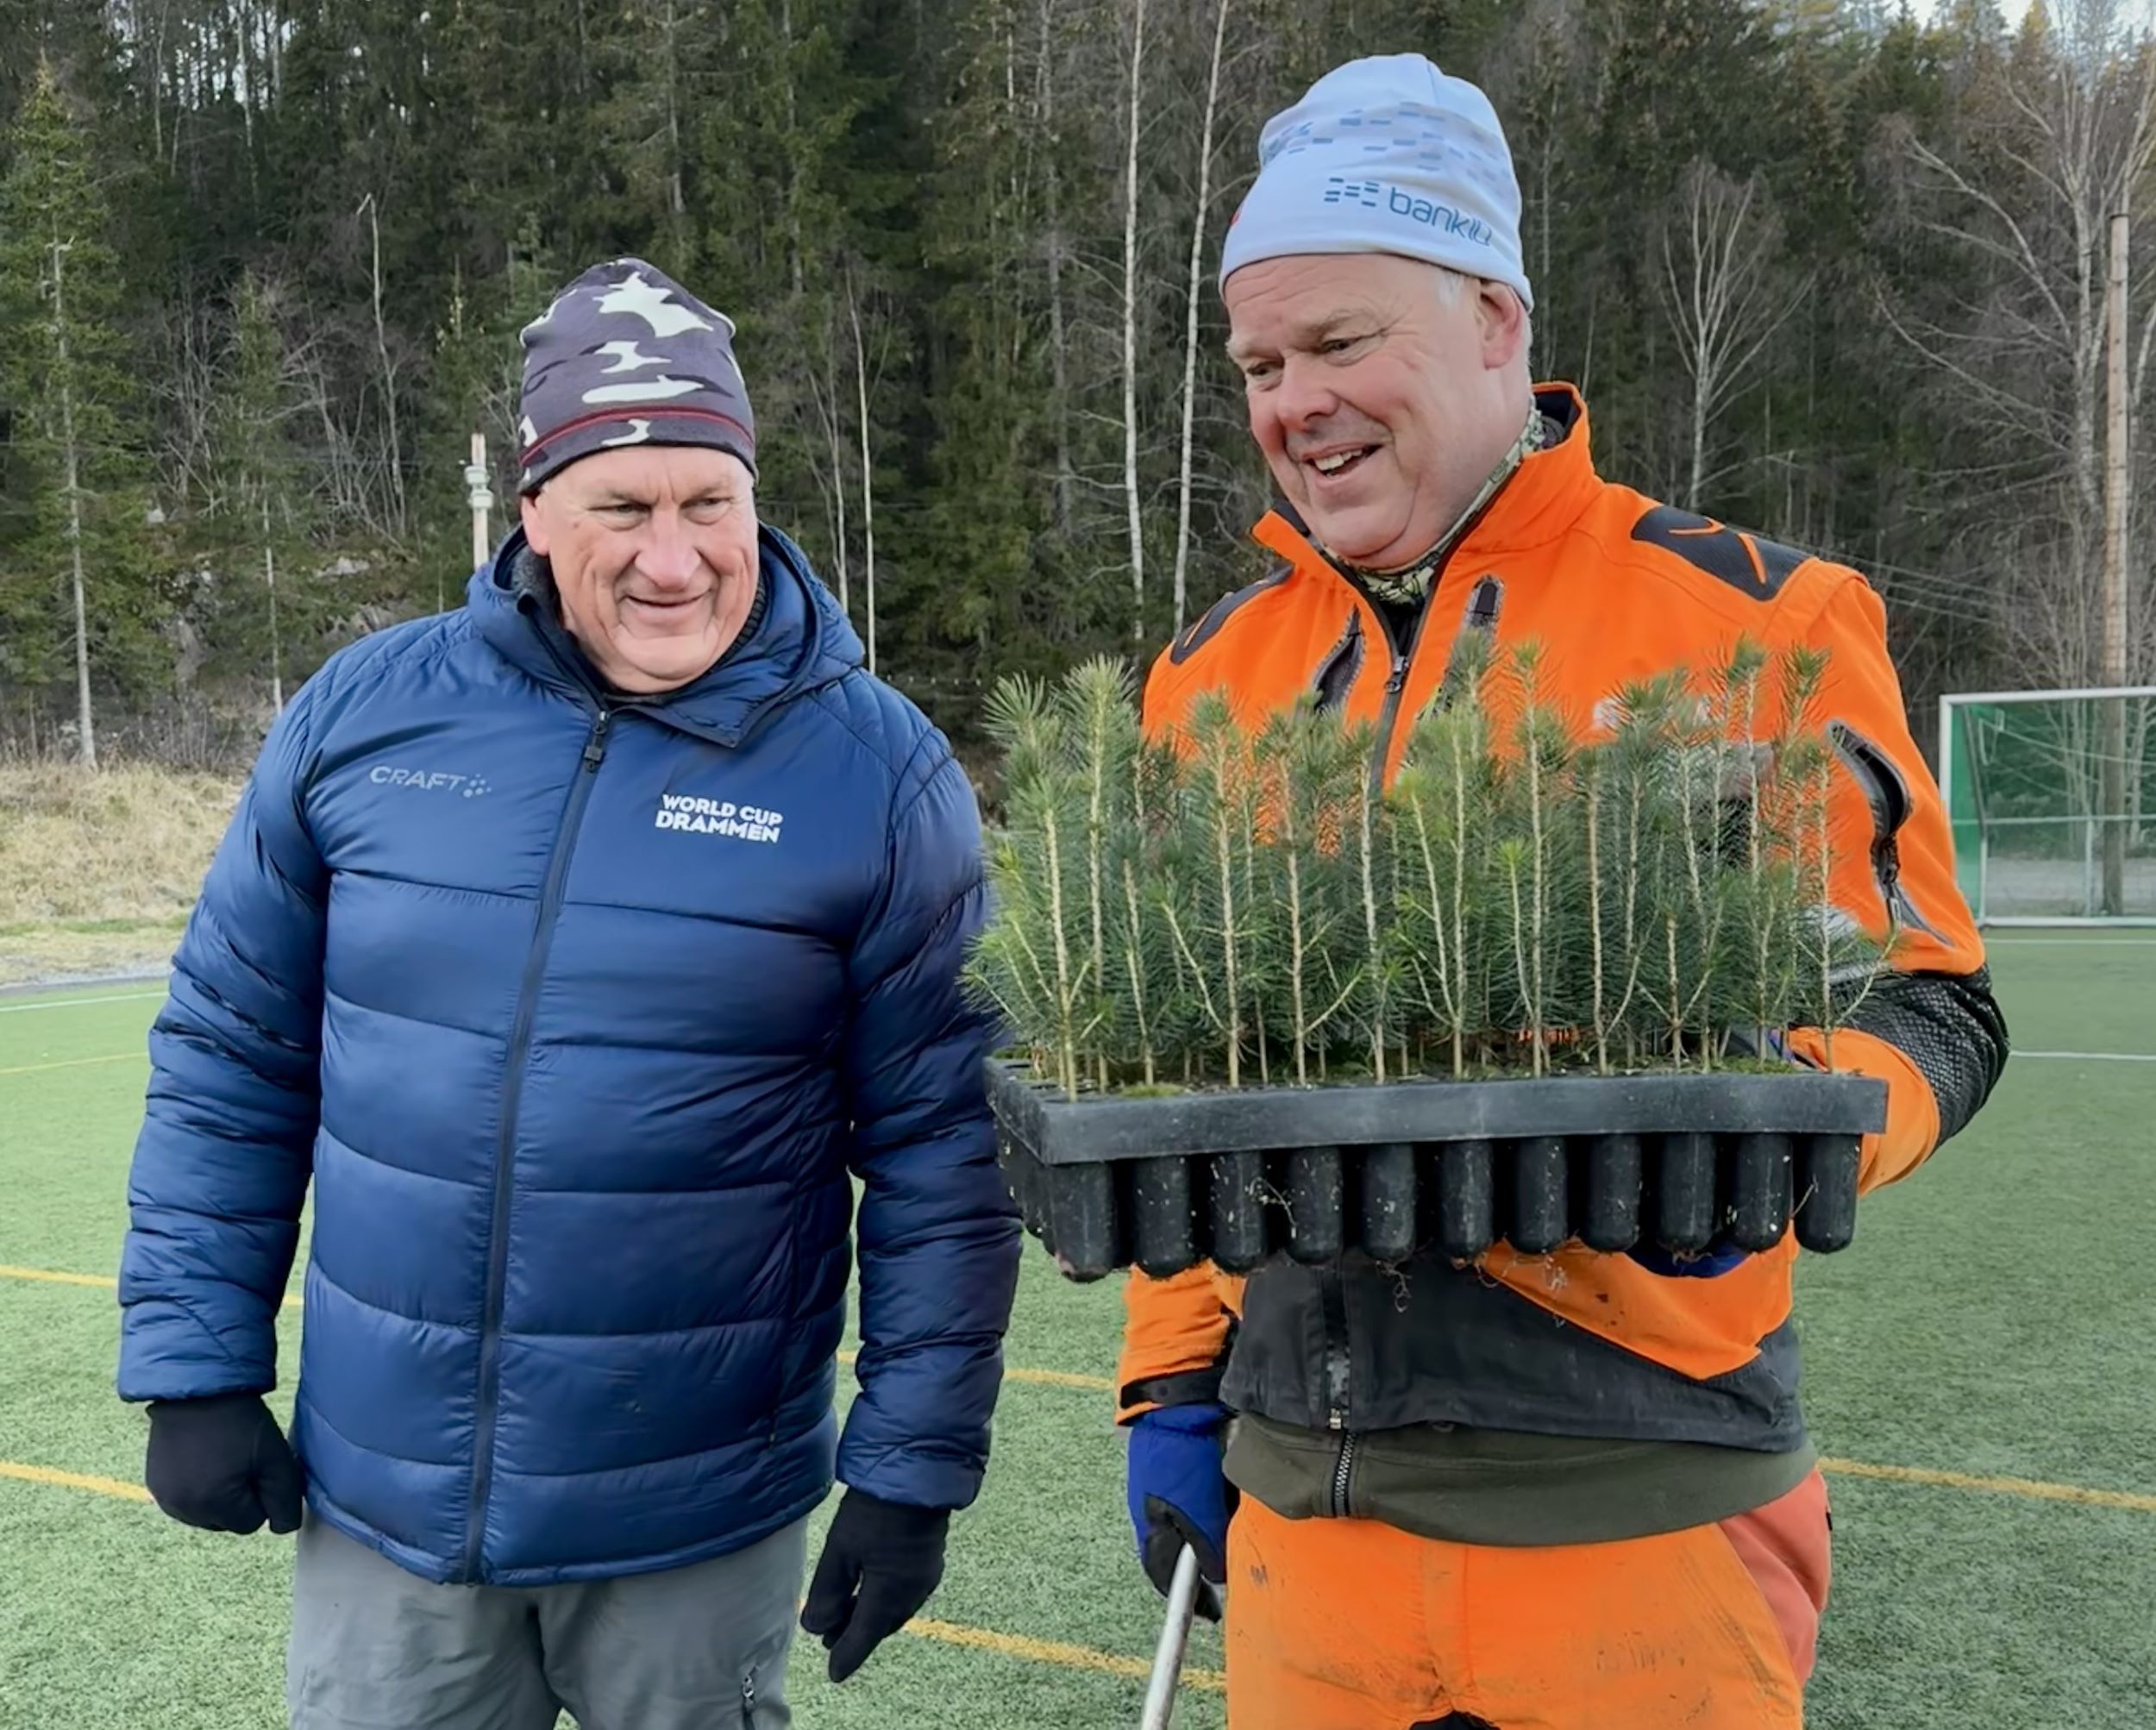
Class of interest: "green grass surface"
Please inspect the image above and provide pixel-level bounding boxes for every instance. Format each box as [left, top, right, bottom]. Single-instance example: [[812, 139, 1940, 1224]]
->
[[2, 936, 2151, 1727]]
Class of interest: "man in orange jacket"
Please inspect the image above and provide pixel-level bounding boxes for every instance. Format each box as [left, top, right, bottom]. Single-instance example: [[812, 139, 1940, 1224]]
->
[[1117, 53, 2009, 1730]]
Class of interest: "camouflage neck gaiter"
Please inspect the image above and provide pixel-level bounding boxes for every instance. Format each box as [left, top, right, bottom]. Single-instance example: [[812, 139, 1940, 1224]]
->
[[1332, 407, 1558, 606]]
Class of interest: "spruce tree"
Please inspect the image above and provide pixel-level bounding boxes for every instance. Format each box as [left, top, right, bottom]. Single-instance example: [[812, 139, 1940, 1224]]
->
[[199, 270, 319, 706], [0, 60, 160, 760]]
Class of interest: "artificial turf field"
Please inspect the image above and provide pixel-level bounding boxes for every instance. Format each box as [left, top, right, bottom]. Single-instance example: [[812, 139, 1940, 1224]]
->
[[1, 933, 2151, 1729]]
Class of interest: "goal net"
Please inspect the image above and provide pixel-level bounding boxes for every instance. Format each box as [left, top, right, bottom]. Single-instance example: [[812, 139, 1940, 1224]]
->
[[1939, 685, 2156, 926]]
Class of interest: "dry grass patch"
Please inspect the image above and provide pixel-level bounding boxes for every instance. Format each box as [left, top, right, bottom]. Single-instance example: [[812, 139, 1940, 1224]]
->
[[0, 762, 239, 936], [0, 920, 189, 987]]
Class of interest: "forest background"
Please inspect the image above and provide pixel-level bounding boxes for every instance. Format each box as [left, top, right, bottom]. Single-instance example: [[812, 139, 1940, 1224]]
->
[[3, 0, 2153, 777]]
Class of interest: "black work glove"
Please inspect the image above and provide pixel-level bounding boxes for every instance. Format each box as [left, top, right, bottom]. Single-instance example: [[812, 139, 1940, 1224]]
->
[[799, 1489, 950, 1683], [144, 1392, 304, 1535]]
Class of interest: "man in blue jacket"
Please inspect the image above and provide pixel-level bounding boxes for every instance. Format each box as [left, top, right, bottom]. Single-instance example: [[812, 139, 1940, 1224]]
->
[[116, 257, 1022, 1730]]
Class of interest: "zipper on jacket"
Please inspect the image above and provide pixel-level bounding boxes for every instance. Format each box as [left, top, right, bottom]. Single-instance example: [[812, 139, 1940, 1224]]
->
[[1322, 1258, 1355, 1514], [1316, 575, 1503, 1505], [1336, 449, 1514, 794], [740, 1670, 758, 1727], [1360, 574, 1504, 800], [1309, 611, 1366, 715], [458, 705, 613, 1581], [1832, 720, 1947, 942], [1436, 576, 1504, 705], [1363, 624, 1422, 802], [1319, 1269, 1351, 1429], [1330, 1432, 1358, 1518]]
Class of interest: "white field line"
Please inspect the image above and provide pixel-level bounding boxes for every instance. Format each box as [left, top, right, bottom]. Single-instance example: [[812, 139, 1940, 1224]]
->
[[2012, 1050, 2156, 1062], [0, 991, 166, 1016], [1985, 937, 2156, 947]]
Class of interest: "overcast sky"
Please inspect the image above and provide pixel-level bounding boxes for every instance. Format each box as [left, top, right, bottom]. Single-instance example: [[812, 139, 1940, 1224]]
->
[[1901, 0, 2156, 25], [1902, 0, 2038, 23]]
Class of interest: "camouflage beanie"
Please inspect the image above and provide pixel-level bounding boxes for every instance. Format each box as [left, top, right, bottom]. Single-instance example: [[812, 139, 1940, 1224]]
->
[[516, 258, 756, 492]]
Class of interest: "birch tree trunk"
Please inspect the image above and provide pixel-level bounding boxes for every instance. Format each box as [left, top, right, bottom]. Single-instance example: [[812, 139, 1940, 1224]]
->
[[264, 495, 284, 713], [1171, 0, 1231, 638], [358, 193, 406, 536], [1656, 161, 1805, 511], [1120, 0, 1147, 642], [52, 240, 97, 769], [663, 0, 687, 273], [1036, 0, 1075, 537], [828, 351, 852, 616], [1886, 1, 2156, 694], [851, 279, 877, 674]]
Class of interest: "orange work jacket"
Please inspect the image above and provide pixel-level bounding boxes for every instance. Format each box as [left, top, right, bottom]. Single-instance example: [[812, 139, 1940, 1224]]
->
[[1119, 385, 2001, 1445]]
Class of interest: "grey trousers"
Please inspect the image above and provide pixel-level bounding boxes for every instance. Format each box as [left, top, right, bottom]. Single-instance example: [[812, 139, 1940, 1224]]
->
[[286, 1514, 809, 1730]]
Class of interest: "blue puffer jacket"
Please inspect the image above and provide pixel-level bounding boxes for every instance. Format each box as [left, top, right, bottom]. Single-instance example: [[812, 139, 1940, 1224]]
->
[[117, 526, 1021, 1586]]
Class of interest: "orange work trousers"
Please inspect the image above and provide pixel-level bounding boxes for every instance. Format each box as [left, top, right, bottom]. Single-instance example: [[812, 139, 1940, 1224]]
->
[[1222, 1470, 1831, 1730]]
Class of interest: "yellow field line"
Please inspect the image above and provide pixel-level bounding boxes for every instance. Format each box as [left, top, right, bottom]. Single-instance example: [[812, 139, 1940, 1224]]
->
[[0, 1051, 142, 1079], [837, 1349, 1109, 1394], [1816, 1455, 2156, 1514], [0, 1460, 151, 1501], [903, 1614, 1224, 1692], [0, 1455, 1211, 1691], [4, 1263, 2149, 1520], [0, 1263, 116, 1290], [999, 1364, 1113, 1392], [0, 1264, 300, 1308]]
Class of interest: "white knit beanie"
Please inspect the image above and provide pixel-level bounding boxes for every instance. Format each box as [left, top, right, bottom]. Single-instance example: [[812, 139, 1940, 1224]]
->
[[1220, 53, 1532, 311]]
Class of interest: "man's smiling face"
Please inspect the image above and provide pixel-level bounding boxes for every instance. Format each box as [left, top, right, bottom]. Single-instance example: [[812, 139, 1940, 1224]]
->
[[1225, 252, 1526, 569], [520, 444, 760, 693]]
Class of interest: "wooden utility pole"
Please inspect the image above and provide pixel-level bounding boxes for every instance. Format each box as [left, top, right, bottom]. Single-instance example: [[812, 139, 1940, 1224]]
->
[[51, 239, 97, 770], [2101, 211, 2130, 916]]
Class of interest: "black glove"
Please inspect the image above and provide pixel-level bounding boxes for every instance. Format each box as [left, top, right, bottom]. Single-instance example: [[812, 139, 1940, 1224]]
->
[[144, 1392, 304, 1535], [799, 1489, 950, 1683]]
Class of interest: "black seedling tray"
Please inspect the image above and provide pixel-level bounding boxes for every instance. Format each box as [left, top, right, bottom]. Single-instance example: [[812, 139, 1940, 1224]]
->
[[987, 1061, 1888, 1282]]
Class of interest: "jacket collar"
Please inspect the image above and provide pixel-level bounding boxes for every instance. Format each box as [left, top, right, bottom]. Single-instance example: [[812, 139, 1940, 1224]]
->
[[467, 523, 863, 748], [1252, 383, 1601, 580]]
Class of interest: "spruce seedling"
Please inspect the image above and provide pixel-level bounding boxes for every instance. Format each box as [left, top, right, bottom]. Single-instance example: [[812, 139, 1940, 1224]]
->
[[1180, 693, 1256, 1087], [1771, 643, 1887, 1066], [1257, 703, 1362, 1085], [1580, 738, 1609, 1073], [979, 675, 1092, 1097], [1395, 625, 1499, 1077], [1604, 675, 1686, 1069], [977, 647, 1881, 1092], [1505, 642, 1576, 1075], [1115, 730, 1182, 1088], [1357, 733, 1392, 1082], [1719, 640, 1781, 1054], [1059, 658, 1140, 1089]]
